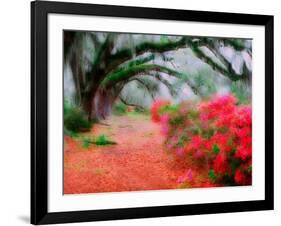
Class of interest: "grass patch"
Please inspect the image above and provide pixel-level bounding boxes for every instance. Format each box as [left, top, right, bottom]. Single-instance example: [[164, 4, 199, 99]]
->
[[134, 107, 150, 115], [95, 134, 117, 145], [126, 111, 140, 117], [113, 101, 150, 117], [127, 111, 150, 120], [81, 134, 117, 148], [81, 136, 95, 148]]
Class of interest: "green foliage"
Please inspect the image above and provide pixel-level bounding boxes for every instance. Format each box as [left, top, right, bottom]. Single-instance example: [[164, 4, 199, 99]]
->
[[105, 54, 155, 85], [188, 109, 200, 120], [64, 127, 79, 138], [80, 134, 116, 148], [208, 170, 217, 182], [202, 128, 215, 139], [64, 100, 92, 133], [246, 166, 252, 175], [113, 102, 127, 116], [193, 72, 205, 87], [229, 148, 237, 156], [108, 48, 133, 63], [169, 115, 185, 126], [231, 81, 251, 104], [95, 134, 116, 145], [92, 34, 113, 67], [222, 174, 235, 186], [177, 135, 189, 147], [189, 126, 200, 135], [223, 38, 246, 51], [230, 158, 241, 172], [64, 99, 72, 114], [135, 37, 187, 53], [127, 54, 155, 67], [81, 136, 95, 148], [134, 106, 149, 114], [113, 100, 149, 117], [160, 35, 169, 44], [189, 42, 244, 81], [212, 144, 220, 154], [159, 104, 179, 115], [192, 70, 217, 97], [101, 63, 185, 88]]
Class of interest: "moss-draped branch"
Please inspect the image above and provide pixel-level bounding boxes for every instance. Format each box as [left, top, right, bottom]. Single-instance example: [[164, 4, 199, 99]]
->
[[107, 36, 250, 82], [106, 37, 189, 73], [189, 38, 251, 81], [101, 64, 184, 88], [100, 62, 201, 96]]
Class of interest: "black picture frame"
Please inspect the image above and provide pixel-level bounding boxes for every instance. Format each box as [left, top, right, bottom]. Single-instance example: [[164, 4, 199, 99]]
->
[[31, 0, 274, 224]]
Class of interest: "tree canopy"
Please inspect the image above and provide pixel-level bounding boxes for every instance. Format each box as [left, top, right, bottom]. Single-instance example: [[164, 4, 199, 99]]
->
[[64, 31, 252, 120]]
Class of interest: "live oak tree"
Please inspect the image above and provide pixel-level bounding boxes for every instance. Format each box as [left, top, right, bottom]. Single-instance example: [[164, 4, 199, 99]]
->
[[64, 31, 251, 121]]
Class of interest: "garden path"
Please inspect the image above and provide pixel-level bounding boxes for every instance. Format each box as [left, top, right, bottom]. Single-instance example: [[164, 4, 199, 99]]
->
[[64, 114, 186, 194]]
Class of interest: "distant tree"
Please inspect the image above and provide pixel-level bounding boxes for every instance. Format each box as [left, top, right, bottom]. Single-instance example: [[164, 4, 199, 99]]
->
[[64, 31, 251, 121]]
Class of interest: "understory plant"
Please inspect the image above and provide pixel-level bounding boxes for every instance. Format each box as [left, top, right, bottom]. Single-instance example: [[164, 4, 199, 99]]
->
[[151, 94, 252, 187], [64, 100, 92, 133], [81, 134, 117, 148], [113, 102, 127, 115]]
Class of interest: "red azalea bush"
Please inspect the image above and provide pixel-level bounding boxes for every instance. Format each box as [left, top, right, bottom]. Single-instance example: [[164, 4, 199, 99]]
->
[[150, 100, 171, 122], [151, 94, 252, 187]]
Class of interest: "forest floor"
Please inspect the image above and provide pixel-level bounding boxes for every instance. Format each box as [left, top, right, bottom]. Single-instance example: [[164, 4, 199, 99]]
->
[[64, 113, 189, 194]]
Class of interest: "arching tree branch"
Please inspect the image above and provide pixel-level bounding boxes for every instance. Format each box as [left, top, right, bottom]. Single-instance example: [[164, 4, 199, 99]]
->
[[129, 77, 158, 100], [107, 36, 250, 82], [187, 40, 248, 81], [119, 95, 145, 110], [101, 64, 185, 88], [194, 38, 251, 80], [107, 37, 189, 73]]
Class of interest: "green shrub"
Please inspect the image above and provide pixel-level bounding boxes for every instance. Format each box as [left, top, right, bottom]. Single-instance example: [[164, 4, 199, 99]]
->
[[64, 100, 91, 133], [95, 134, 116, 145], [64, 127, 79, 138], [113, 102, 127, 115]]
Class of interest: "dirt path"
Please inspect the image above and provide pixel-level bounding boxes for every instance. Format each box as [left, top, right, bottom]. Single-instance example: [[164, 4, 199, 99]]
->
[[64, 114, 186, 194]]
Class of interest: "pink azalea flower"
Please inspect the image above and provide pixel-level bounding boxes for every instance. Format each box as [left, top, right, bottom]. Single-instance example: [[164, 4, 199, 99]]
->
[[175, 147, 184, 156], [176, 169, 193, 183], [193, 150, 204, 159], [185, 169, 193, 182]]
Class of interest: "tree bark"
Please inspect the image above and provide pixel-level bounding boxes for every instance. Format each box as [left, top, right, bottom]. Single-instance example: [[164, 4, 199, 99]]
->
[[94, 88, 115, 120], [82, 81, 116, 121], [82, 81, 99, 121]]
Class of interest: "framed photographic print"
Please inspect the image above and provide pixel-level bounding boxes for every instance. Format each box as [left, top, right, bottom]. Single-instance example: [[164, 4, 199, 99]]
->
[[31, 0, 274, 224]]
